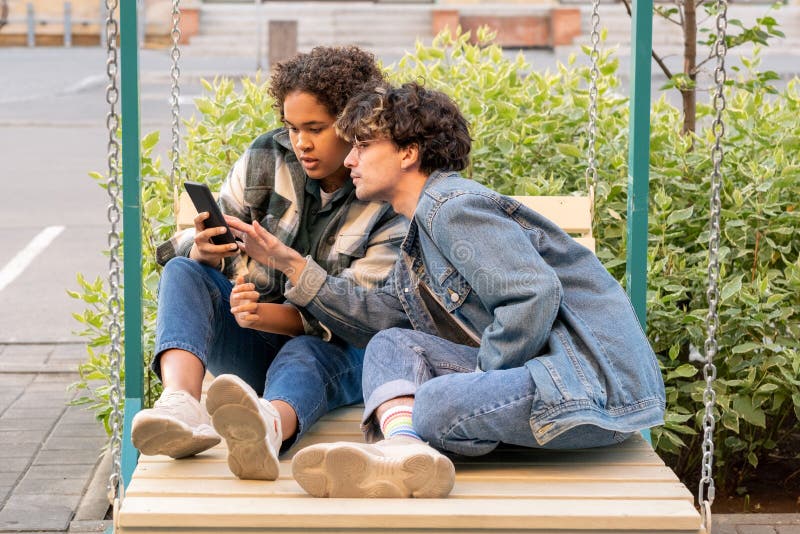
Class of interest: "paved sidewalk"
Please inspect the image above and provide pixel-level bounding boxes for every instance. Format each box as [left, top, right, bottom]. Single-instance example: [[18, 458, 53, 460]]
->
[[0, 343, 110, 533]]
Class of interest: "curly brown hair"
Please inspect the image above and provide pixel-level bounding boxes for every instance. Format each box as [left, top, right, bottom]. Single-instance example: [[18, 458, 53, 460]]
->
[[336, 82, 471, 174], [268, 46, 385, 119]]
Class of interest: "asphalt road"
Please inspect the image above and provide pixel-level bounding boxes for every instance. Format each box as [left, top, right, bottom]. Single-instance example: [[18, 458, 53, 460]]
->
[[0, 48, 205, 343]]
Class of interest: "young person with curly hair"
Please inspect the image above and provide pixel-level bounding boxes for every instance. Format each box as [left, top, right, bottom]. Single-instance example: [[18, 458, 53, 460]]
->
[[131, 47, 407, 482], [235, 82, 665, 497]]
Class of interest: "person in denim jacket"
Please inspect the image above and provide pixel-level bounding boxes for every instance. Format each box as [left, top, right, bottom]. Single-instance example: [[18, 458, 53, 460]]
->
[[235, 82, 666, 498], [130, 47, 407, 481]]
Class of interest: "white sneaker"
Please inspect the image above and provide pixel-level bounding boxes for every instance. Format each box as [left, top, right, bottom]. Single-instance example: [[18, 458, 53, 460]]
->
[[206, 374, 283, 480], [131, 389, 221, 459], [291, 437, 455, 498]]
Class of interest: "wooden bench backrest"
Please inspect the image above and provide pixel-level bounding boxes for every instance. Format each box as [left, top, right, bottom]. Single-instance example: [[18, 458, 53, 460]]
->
[[176, 192, 595, 252]]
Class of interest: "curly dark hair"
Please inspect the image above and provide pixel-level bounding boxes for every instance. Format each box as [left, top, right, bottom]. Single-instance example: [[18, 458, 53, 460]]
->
[[336, 82, 471, 174], [268, 46, 385, 119]]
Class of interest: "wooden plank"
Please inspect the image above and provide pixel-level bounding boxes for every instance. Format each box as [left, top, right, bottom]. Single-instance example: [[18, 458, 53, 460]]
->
[[138, 447, 665, 466], [118, 529, 701, 534], [514, 195, 593, 236], [118, 496, 702, 531], [132, 459, 680, 483], [125, 476, 693, 501]]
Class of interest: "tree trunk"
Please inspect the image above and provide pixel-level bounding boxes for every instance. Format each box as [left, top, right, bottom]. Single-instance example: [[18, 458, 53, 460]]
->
[[681, 0, 697, 134]]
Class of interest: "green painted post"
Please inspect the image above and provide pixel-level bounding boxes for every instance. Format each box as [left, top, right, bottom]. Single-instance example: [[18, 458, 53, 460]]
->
[[627, 0, 654, 444], [120, 0, 143, 489]]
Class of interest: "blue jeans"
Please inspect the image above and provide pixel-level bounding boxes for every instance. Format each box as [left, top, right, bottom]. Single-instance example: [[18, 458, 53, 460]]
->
[[155, 257, 364, 448], [362, 328, 631, 456]]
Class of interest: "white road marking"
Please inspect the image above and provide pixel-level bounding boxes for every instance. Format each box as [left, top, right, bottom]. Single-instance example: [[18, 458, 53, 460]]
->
[[0, 226, 66, 293]]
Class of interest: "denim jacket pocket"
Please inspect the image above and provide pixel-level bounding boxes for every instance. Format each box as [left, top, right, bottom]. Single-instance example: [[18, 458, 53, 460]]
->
[[433, 270, 472, 312]]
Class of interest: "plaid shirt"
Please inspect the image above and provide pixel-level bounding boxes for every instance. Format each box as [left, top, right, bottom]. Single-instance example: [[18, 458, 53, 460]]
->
[[156, 128, 407, 338]]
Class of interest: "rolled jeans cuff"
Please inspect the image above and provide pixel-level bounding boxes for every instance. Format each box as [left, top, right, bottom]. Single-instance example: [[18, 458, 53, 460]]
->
[[361, 378, 418, 443], [284, 256, 327, 307]]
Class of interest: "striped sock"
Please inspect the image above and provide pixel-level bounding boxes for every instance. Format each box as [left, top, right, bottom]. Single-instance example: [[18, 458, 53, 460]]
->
[[379, 405, 422, 441]]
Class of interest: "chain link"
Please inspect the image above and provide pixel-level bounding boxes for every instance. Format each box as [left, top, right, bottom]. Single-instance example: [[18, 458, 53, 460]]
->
[[699, 0, 728, 527], [584, 0, 601, 200], [169, 0, 182, 191], [103, 0, 124, 505]]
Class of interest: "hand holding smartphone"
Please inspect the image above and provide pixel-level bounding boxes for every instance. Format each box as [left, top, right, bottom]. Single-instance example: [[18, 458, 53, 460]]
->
[[184, 181, 239, 245]]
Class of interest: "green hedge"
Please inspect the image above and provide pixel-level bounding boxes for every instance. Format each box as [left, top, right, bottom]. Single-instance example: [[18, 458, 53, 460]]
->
[[71, 29, 800, 493]]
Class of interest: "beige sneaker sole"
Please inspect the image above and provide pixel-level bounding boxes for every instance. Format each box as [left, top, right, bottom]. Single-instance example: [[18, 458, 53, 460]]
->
[[292, 443, 455, 498], [206, 375, 280, 480], [131, 412, 220, 459]]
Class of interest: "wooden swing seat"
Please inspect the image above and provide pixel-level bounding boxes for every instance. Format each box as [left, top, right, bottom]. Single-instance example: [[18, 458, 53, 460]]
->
[[115, 194, 704, 534]]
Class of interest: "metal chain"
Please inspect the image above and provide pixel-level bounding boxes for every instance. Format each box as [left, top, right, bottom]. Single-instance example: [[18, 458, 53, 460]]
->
[[584, 0, 601, 201], [699, 0, 728, 529], [103, 0, 124, 505], [169, 0, 182, 191]]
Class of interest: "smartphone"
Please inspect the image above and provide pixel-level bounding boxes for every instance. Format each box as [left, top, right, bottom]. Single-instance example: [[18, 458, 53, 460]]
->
[[183, 181, 238, 245]]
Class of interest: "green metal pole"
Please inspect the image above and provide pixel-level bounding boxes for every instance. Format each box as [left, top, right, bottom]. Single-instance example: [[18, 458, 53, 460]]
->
[[627, 0, 654, 443], [120, 0, 143, 489], [626, 0, 653, 329]]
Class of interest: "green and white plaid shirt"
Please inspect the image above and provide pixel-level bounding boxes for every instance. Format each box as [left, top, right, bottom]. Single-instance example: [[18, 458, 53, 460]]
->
[[156, 128, 407, 339]]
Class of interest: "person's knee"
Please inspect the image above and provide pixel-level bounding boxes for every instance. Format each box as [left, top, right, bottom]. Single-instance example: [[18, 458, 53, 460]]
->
[[162, 256, 205, 283], [365, 327, 415, 366], [269, 338, 324, 377]]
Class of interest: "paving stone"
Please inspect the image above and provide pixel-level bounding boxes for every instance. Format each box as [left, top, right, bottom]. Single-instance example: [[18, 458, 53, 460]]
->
[[32, 373, 75, 384], [0, 429, 48, 445], [0, 445, 38, 459], [23, 465, 100, 480], [60, 406, 101, 424], [0, 346, 50, 365], [0, 374, 34, 387], [51, 422, 106, 439], [35, 448, 102, 465], [49, 344, 87, 361], [23, 386, 73, 399], [11, 395, 70, 409], [0, 457, 32, 473], [0, 396, 21, 413], [43, 436, 105, 451], [69, 519, 112, 533], [2, 406, 65, 418], [0, 472, 22, 488], [737, 527, 777, 534], [0, 417, 57, 431], [14, 475, 88, 496], [714, 524, 739, 534], [0, 494, 79, 531], [778, 528, 800, 534]]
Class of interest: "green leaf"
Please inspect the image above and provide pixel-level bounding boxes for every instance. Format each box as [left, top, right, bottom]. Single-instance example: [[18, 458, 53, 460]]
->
[[733, 396, 766, 428], [755, 383, 779, 394], [666, 207, 693, 225], [732, 342, 761, 354], [720, 275, 743, 302], [673, 364, 698, 378], [556, 143, 582, 158], [722, 411, 739, 433], [141, 131, 160, 150]]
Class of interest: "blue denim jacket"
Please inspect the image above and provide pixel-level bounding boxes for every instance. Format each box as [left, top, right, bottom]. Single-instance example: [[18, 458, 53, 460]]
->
[[287, 171, 665, 443]]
